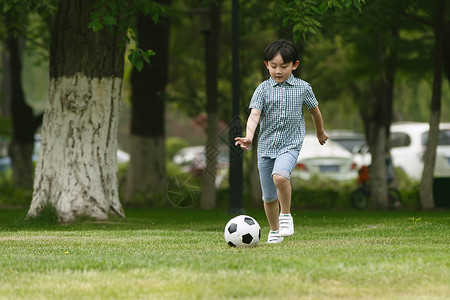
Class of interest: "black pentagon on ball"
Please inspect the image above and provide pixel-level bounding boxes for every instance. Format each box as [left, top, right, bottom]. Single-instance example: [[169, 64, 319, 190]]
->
[[244, 217, 255, 226], [228, 241, 236, 247], [242, 233, 254, 244], [258, 229, 261, 239], [228, 223, 238, 234]]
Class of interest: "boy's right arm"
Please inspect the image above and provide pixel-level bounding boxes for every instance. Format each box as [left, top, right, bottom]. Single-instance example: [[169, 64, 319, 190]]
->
[[309, 106, 328, 145], [234, 109, 261, 151]]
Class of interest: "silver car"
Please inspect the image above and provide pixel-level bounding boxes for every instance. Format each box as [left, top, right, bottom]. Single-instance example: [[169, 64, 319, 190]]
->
[[292, 135, 358, 181]]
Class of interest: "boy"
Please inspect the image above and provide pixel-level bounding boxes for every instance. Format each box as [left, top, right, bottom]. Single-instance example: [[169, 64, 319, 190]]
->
[[235, 40, 328, 243]]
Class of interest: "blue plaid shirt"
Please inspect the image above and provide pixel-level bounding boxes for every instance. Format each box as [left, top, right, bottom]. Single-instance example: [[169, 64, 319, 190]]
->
[[249, 74, 318, 158]]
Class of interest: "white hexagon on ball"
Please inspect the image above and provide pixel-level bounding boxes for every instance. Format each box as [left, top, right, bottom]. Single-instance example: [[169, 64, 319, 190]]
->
[[224, 215, 261, 247]]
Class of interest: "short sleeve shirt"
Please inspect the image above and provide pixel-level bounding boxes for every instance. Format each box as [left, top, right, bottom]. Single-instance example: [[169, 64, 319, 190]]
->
[[249, 74, 318, 158]]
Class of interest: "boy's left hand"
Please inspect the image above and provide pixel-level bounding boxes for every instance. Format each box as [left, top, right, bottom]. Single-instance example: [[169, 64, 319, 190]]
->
[[317, 131, 329, 145]]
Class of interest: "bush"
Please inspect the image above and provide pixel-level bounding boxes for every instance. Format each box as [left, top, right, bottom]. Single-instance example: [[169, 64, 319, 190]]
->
[[291, 188, 352, 209], [166, 137, 189, 159], [290, 176, 355, 209], [0, 175, 33, 208], [25, 202, 59, 226]]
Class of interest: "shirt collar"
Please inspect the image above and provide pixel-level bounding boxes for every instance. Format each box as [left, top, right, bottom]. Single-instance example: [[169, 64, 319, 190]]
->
[[269, 74, 296, 87]]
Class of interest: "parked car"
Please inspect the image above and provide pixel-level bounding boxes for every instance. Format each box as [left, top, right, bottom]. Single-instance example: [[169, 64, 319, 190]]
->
[[328, 130, 366, 153], [352, 143, 372, 169], [173, 145, 229, 187], [390, 122, 450, 179], [349, 122, 450, 180], [172, 146, 205, 172], [117, 149, 131, 164], [292, 135, 358, 181]]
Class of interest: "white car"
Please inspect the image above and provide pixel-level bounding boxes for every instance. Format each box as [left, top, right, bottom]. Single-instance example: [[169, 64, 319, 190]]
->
[[390, 122, 450, 179], [292, 135, 358, 181], [117, 149, 131, 163], [172, 146, 205, 170], [172, 145, 229, 188]]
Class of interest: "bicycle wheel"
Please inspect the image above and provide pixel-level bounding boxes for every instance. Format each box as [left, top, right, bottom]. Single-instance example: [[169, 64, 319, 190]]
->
[[388, 188, 402, 210], [351, 188, 370, 210]]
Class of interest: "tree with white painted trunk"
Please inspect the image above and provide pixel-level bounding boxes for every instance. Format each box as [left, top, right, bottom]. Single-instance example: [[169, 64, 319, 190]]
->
[[27, 0, 125, 223], [125, 3, 170, 205], [417, 0, 446, 210], [200, 0, 221, 209]]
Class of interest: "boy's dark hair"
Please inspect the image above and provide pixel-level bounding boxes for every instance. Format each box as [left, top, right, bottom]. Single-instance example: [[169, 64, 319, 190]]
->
[[263, 40, 299, 63]]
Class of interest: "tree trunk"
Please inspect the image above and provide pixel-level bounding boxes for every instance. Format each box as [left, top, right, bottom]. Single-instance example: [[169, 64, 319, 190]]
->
[[249, 129, 262, 207], [420, 0, 446, 210], [364, 32, 398, 210], [27, 0, 125, 223], [362, 82, 388, 210], [443, 23, 450, 84], [367, 124, 388, 210], [125, 136, 166, 205], [200, 0, 221, 209], [125, 5, 170, 205], [5, 14, 42, 188], [1, 44, 12, 118]]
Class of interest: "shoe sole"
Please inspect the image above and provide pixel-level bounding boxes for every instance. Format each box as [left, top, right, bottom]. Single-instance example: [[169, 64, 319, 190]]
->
[[279, 230, 294, 237], [267, 236, 284, 243], [267, 238, 284, 244]]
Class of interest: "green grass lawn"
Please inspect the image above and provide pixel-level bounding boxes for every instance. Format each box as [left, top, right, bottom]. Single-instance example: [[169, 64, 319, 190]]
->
[[0, 208, 449, 299]]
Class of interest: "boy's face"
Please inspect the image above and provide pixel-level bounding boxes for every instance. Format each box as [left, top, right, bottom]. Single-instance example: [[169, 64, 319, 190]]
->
[[264, 53, 299, 84]]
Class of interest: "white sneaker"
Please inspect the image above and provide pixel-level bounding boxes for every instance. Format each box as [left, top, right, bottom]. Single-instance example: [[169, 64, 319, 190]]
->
[[267, 230, 284, 244], [279, 214, 294, 237]]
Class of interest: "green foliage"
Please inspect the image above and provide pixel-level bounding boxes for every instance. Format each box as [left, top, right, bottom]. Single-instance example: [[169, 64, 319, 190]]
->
[[1, 0, 56, 37], [1, 0, 55, 69], [279, 0, 365, 41], [88, 0, 165, 70], [127, 48, 155, 71], [166, 0, 214, 119], [89, 0, 163, 33]]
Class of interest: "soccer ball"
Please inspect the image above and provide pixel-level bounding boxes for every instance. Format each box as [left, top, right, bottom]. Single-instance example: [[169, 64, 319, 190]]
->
[[224, 215, 261, 247]]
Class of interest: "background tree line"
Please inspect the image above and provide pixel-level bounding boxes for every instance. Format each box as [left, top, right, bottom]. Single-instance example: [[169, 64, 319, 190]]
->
[[0, 0, 448, 222]]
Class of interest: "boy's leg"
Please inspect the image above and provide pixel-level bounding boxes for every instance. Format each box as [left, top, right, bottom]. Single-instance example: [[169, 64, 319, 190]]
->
[[272, 150, 298, 237], [273, 174, 294, 236], [264, 200, 280, 231], [273, 174, 291, 214], [258, 157, 283, 243], [265, 200, 284, 243]]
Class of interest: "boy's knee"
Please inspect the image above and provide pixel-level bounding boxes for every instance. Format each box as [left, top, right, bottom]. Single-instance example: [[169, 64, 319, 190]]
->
[[273, 174, 289, 187]]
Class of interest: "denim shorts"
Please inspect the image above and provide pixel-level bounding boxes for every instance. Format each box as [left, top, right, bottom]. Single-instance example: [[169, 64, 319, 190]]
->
[[257, 150, 299, 203]]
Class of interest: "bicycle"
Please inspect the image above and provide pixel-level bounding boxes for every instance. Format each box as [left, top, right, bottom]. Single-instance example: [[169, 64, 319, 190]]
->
[[350, 183, 402, 210], [351, 165, 402, 210]]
